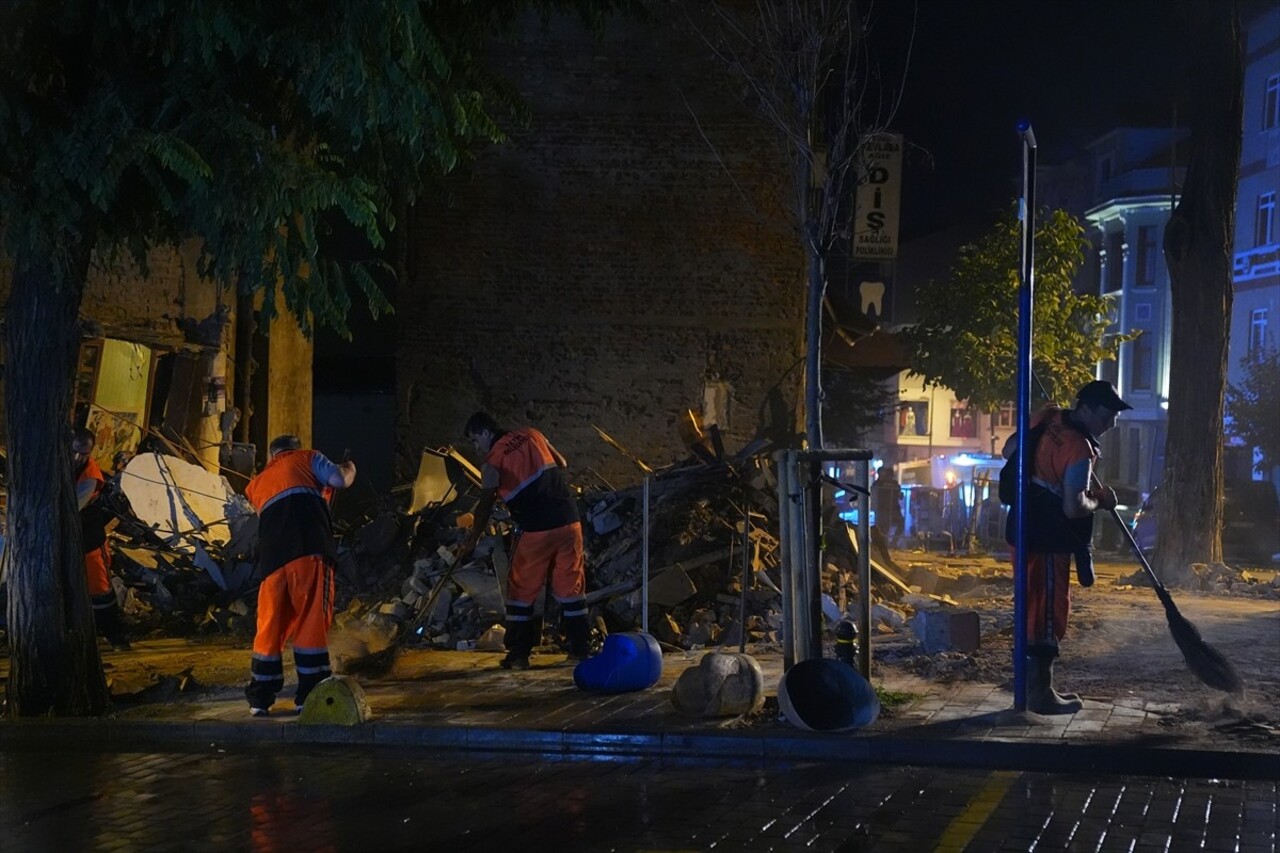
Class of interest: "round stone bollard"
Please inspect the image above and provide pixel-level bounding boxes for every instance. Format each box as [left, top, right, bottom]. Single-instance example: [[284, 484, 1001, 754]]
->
[[670, 651, 765, 717], [298, 675, 370, 725]]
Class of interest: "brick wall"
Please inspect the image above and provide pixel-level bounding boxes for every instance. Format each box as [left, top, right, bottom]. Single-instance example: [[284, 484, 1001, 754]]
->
[[396, 10, 806, 485]]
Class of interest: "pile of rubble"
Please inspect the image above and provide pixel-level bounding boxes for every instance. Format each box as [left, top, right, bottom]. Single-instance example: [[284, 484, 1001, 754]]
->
[[1117, 562, 1280, 599], [16, 431, 1001, 665]]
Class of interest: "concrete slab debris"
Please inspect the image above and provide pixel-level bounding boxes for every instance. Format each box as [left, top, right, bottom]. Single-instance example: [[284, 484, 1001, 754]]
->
[[120, 451, 245, 549]]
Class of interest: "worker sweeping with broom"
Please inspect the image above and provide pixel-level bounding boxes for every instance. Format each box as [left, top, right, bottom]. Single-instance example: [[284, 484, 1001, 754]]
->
[[1001, 380, 1130, 714], [456, 412, 591, 671]]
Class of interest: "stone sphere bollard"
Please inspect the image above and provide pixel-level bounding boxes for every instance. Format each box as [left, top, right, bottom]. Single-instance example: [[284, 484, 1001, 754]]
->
[[670, 651, 765, 717]]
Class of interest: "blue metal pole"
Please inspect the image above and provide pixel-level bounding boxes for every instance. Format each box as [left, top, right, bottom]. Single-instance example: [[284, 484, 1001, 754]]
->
[[1014, 120, 1038, 712]]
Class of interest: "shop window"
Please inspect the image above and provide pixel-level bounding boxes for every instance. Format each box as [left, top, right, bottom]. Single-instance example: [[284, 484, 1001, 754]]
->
[[898, 401, 929, 437], [949, 406, 977, 438]]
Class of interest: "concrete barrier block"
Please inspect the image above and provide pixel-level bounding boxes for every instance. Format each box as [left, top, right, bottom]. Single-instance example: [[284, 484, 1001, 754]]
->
[[915, 609, 980, 654]]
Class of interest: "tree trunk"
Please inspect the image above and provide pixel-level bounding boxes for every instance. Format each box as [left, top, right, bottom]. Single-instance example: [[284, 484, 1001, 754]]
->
[[3, 249, 110, 716], [1158, 6, 1243, 587], [804, 221, 825, 449]]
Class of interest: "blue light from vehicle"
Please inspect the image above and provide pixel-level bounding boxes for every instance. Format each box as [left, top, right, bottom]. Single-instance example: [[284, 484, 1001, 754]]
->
[[838, 508, 877, 526]]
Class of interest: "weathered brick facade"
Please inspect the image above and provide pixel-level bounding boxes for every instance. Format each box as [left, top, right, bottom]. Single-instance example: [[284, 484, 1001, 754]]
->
[[396, 11, 805, 486]]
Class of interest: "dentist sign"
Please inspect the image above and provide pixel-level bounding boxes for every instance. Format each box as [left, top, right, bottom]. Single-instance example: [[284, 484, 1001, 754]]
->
[[852, 133, 903, 260]]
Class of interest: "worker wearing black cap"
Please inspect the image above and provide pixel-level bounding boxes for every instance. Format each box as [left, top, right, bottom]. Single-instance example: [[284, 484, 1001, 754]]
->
[[1002, 379, 1131, 714]]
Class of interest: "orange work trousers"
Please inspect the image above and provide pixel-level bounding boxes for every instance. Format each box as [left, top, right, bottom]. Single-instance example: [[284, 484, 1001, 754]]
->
[[85, 544, 112, 597], [507, 522, 585, 606], [1026, 551, 1072, 648], [253, 554, 335, 656]]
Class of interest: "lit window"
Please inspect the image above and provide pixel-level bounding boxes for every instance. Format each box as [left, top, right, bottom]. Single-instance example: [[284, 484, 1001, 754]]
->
[[1131, 338, 1153, 391], [1105, 231, 1125, 292], [949, 406, 977, 438], [898, 402, 929, 437], [1134, 225, 1157, 286], [1257, 192, 1276, 248], [1249, 308, 1269, 359], [1265, 74, 1279, 131]]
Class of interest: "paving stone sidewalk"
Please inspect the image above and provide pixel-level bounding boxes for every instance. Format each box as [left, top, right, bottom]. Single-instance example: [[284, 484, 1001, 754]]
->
[[2, 642, 1275, 779]]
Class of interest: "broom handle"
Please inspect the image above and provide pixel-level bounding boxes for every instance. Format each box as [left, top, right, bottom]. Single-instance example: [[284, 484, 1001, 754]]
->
[[1091, 472, 1169, 595]]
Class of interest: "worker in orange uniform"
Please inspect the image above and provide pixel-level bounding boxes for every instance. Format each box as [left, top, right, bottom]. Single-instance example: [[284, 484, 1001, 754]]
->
[[243, 435, 355, 716], [1003, 380, 1128, 715], [72, 428, 129, 650], [457, 412, 590, 670]]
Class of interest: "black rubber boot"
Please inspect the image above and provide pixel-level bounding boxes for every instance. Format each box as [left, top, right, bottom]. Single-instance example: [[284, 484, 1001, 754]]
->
[[94, 601, 131, 651], [562, 613, 592, 660], [245, 680, 278, 715], [500, 619, 535, 670], [1047, 657, 1080, 704], [1026, 655, 1082, 715]]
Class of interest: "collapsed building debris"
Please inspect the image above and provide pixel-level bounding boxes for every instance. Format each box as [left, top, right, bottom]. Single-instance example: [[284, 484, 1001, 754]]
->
[[36, 420, 1276, 675]]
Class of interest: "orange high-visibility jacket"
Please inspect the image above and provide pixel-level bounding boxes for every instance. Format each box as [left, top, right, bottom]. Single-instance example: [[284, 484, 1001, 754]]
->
[[485, 428, 578, 532], [245, 450, 340, 578]]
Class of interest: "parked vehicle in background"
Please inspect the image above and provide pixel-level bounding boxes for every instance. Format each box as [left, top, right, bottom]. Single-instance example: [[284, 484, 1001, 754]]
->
[[1131, 481, 1280, 564], [1093, 485, 1143, 553]]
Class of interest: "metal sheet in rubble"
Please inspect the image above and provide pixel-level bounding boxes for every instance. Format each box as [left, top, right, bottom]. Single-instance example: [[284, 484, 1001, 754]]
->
[[409, 447, 482, 514]]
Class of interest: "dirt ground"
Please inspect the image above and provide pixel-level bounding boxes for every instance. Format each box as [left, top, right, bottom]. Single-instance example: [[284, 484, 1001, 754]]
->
[[5, 549, 1277, 736], [872, 549, 1280, 726]]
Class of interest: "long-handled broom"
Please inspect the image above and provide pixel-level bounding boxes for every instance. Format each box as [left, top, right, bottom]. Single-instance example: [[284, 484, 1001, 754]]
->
[[1099, 488, 1243, 695], [1029, 374, 1242, 694]]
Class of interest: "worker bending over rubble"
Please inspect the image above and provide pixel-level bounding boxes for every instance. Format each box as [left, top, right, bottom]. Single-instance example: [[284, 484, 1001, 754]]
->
[[457, 412, 590, 670], [243, 435, 356, 716], [72, 427, 129, 650]]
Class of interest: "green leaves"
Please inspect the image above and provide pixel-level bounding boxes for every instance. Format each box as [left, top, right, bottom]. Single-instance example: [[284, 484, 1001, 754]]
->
[[0, 0, 597, 332], [1226, 347, 1280, 472], [899, 207, 1137, 412]]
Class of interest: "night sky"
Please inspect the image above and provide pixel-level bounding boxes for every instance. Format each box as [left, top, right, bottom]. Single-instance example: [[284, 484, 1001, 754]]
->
[[878, 0, 1190, 240]]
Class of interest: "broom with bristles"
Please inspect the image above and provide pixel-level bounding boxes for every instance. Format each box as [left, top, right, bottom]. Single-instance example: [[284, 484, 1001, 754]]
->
[[1029, 375, 1242, 694], [1099, 480, 1243, 695]]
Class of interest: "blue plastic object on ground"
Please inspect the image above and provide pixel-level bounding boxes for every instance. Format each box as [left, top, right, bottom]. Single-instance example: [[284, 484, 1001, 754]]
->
[[573, 631, 663, 694]]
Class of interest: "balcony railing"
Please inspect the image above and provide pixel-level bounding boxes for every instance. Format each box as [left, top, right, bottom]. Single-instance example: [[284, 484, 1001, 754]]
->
[[1234, 242, 1280, 282]]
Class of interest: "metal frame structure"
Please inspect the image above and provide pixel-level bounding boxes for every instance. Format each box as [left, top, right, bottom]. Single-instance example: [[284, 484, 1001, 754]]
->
[[775, 448, 873, 678]]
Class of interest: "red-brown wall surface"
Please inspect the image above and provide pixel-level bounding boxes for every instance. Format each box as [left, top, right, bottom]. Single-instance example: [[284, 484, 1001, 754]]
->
[[396, 10, 805, 485]]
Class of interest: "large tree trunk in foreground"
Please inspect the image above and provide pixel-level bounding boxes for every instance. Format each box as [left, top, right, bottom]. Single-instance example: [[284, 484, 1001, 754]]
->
[[4, 250, 109, 716], [1158, 6, 1243, 587]]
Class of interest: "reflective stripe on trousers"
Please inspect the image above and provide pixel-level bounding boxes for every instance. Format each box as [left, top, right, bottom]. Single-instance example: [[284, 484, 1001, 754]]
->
[[1026, 551, 1071, 647]]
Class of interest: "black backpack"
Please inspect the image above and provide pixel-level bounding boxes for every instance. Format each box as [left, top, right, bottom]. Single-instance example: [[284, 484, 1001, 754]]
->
[[1000, 415, 1096, 554], [998, 421, 1047, 506]]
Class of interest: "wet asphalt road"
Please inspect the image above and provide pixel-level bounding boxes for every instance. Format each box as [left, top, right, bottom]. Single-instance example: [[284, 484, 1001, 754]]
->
[[1, 745, 1276, 852]]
